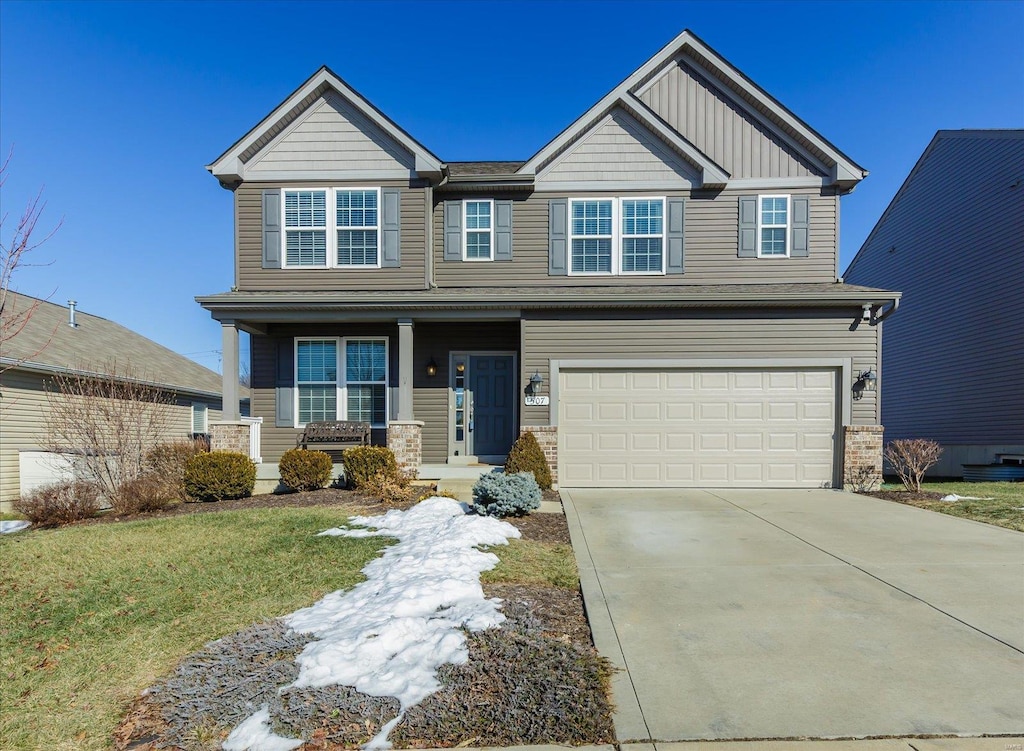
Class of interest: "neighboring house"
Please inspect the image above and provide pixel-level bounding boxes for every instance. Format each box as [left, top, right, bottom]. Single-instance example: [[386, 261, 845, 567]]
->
[[0, 293, 248, 506], [198, 29, 899, 489], [844, 130, 1024, 477]]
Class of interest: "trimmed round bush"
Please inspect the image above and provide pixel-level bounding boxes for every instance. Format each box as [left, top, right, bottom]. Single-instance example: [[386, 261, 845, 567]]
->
[[504, 431, 553, 490], [183, 451, 256, 502], [472, 472, 542, 517], [342, 445, 399, 489], [279, 448, 334, 492]]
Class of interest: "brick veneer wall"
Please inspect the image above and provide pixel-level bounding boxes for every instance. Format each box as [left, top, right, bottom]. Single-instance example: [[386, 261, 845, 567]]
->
[[387, 421, 424, 474], [524, 426, 558, 487], [210, 422, 250, 455], [843, 425, 884, 491]]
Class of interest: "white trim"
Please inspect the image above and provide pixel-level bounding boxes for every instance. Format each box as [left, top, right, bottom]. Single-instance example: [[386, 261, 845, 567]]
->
[[757, 194, 791, 258], [568, 196, 667, 276], [462, 199, 494, 262], [293, 336, 390, 429], [281, 187, 382, 269]]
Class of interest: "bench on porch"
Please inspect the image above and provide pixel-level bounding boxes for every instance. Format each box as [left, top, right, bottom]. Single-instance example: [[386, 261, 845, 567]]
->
[[296, 421, 371, 451]]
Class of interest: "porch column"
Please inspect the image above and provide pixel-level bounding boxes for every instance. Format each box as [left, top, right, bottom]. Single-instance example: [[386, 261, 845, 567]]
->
[[221, 320, 240, 421], [397, 318, 414, 420]]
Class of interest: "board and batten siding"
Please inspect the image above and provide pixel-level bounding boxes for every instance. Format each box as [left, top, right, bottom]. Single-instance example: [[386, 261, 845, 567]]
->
[[636, 57, 823, 179], [844, 132, 1024, 449], [245, 91, 416, 178], [519, 309, 879, 427], [432, 188, 837, 287], [236, 181, 427, 291], [0, 369, 221, 508]]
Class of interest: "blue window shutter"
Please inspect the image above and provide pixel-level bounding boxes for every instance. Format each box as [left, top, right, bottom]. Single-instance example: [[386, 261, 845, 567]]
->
[[276, 338, 295, 427], [738, 196, 757, 258], [666, 198, 685, 275], [790, 196, 809, 257], [381, 188, 401, 267], [444, 201, 462, 261], [548, 199, 568, 275], [262, 189, 282, 268], [495, 200, 513, 261]]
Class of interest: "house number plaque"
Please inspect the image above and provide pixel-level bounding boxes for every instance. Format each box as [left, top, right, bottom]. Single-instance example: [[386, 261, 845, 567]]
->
[[524, 395, 549, 406]]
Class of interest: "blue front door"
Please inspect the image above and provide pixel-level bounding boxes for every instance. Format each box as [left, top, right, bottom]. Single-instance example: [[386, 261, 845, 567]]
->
[[469, 355, 515, 457]]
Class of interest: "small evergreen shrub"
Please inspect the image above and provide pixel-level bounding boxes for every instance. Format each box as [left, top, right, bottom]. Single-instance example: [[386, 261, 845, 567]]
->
[[361, 471, 412, 505], [13, 481, 101, 526], [504, 431, 553, 490], [472, 472, 541, 517], [112, 474, 178, 514], [417, 488, 461, 502], [146, 438, 209, 503], [183, 451, 256, 502], [342, 445, 399, 489], [279, 448, 334, 492]]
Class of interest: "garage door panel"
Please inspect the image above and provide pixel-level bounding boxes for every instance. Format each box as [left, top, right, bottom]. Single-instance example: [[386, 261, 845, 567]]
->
[[559, 367, 837, 488]]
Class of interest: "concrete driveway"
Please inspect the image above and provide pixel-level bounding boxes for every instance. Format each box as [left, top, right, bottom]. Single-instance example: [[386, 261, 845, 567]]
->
[[561, 488, 1024, 742]]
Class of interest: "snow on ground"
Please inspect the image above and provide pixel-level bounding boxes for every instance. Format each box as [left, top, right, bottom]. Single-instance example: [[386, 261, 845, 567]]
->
[[224, 496, 520, 751], [940, 494, 993, 502], [0, 520, 30, 534]]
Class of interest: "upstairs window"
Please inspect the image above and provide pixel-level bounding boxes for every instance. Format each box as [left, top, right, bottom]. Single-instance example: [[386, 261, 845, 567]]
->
[[569, 197, 665, 275], [758, 195, 789, 257], [282, 188, 381, 268], [464, 200, 493, 260], [337, 189, 379, 266], [284, 190, 327, 266]]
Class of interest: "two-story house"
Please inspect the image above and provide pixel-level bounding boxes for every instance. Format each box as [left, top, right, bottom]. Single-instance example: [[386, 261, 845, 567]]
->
[[198, 30, 899, 490]]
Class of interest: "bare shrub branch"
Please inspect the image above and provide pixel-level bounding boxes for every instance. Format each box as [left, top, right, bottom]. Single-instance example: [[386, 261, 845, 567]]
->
[[884, 439, 943, 492], [44, 361, 177, 505]]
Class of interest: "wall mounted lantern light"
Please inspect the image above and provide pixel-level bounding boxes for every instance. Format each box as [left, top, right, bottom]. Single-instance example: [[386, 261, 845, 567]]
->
[[426, 357, 438, 377], [456, 362, 466, 374], [528, 371, 544, 394], [852, 369, 877, 400]]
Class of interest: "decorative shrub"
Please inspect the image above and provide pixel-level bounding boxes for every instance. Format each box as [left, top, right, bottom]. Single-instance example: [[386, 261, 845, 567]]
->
[[471, 472, 541, 518], [342, 445, 399, 489], [884, 438, 943, 492], [13, 481, 101, 526], [145, 438, 209, 503], [183, 451, 256, 502], [111, 474, 178, 514], [504, 431, 553, 490], [361, 471, 412, 505], [279, 448, 334, 492], [417, 488, 461, 502]]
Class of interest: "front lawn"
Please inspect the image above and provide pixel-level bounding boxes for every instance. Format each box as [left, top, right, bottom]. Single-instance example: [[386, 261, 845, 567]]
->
[[866, 481, 1024, 532]]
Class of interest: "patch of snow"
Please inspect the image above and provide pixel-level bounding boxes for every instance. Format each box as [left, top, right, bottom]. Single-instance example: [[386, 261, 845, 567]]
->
[[223, 496, 519, 751], [0, 520, 30, 534], [222, 706, 302, 751], [940, 494, 993, 502]]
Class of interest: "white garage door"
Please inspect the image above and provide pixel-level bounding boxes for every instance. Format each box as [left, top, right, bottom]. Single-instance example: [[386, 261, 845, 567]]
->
[[558, 368, 837, 488]]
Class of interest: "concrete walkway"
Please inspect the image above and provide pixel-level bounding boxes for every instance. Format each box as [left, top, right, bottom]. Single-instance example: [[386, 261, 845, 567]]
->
[[562, 488, 1024, 743]]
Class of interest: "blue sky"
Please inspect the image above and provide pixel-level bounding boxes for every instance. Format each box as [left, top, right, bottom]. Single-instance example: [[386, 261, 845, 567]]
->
[[2, 0, 1022, 373]]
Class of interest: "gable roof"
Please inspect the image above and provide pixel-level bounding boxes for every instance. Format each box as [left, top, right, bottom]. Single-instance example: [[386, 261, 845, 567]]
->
[[1, 292, 227, 399], [518, 29, 865, 190], [207, 66, 444, 185]]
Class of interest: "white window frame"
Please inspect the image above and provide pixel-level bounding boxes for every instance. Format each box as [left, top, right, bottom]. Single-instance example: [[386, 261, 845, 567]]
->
[[757, 194, 790, 259], [282, 187, 382, 269], [293, 336, 389, 429], [462, 199, 494, 261], [568, 196, 666, 276], [282, 188, 329, 268], [191, 402, 208, 435]]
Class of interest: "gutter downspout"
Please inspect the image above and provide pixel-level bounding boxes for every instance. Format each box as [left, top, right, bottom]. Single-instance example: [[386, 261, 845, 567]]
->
[[424, 182, 435, 289], [871, 297, 900, 325]]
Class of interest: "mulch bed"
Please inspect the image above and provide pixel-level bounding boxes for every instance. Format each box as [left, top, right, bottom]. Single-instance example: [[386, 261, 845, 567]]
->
[[860, 490, 948, 503]]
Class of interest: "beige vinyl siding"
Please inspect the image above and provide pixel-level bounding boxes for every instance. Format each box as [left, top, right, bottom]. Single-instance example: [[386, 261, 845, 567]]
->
[[519, 308, 878, 428], [237, 181, 426, 291], [433, 188, 837, 287], [246, 91, 415, 177], [540, 108, 700, 185], [0, 369, 221, 508], [637, 57, 823, 179], [250, 322, 519, 465]]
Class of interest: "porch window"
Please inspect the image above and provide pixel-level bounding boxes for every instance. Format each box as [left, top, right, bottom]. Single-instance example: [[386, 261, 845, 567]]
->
[[758, 195, 789, 257], [296, 339, 338, 424], [464, 200, 493, 260], [345, 339, 387, 427]]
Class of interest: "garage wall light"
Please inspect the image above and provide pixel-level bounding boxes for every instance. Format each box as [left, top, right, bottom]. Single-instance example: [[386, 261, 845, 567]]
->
[[852, 369, 877, 400], [528, 371, 544, 394]]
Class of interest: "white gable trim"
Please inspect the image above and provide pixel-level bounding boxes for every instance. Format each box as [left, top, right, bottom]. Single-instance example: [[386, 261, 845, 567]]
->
[[518, 30, 864, 187], [208, 67, 442, 183]]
